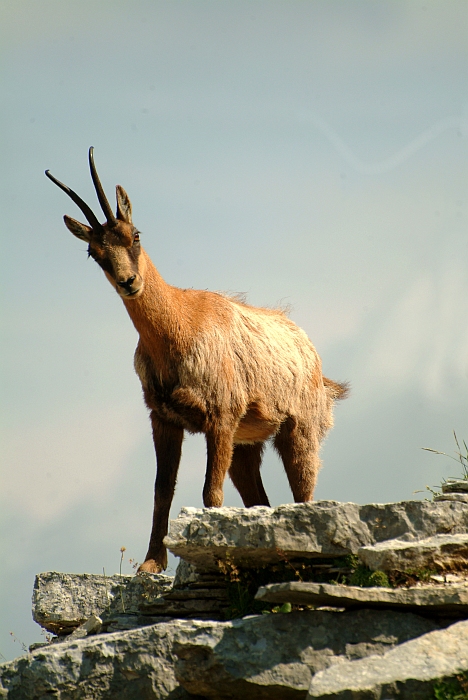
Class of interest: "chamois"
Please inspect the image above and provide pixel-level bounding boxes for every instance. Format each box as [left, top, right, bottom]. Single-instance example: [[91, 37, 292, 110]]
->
[[46, 148, 348, 573]]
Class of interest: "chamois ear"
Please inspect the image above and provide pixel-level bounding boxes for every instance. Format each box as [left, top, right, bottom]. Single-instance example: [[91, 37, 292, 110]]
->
[[63, 215, 92, 242], [116, 185, 132, 224]]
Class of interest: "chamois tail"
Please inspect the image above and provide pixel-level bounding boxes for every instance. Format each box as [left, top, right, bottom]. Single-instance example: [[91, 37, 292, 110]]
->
[[323, 377, 350, 401]]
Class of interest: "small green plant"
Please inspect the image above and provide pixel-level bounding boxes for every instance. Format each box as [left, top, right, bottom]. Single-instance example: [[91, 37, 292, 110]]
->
[[217, 558, 272, 618], [347, 566, 390, 588], [416, 484, 443, 500], [326, 554, 390, 588], [419, 431, 468, 499], [262, 602, 293, 615], [217, 551, 393, 619], [433, 671, 468, 700]]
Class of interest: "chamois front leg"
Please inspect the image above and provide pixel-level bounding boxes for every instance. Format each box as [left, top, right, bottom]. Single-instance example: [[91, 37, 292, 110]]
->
[[203, 426, 236, 507], [138, 412, 183, 573]]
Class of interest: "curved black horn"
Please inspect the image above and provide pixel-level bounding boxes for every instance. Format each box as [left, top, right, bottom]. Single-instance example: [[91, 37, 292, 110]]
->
[[45, 169, 103, 231], [88, 147, 116, 225]]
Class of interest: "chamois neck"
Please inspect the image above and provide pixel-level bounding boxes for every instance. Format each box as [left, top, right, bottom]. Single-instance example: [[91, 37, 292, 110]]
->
[[122, 249, 181, 351]]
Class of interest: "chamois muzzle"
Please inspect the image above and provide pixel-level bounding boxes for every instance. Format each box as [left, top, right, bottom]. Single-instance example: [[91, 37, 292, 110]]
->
[[117, 275, 140, 297]]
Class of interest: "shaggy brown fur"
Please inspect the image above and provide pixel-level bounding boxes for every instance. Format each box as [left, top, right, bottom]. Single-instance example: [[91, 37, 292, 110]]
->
[[46, 149, 348, 573]]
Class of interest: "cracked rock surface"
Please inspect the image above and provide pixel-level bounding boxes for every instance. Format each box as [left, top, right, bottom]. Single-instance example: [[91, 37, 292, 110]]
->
[[0, 621, 190, 700], [307, 619, 468, 699], [255, 580, 468, 617], [32, 572, 173, 634], [164, 500, 468, 570], [172, 609, 439, 699], [358, 532, 468, 572], [3, 500, 468, 699], [0, 609, 439, 699]]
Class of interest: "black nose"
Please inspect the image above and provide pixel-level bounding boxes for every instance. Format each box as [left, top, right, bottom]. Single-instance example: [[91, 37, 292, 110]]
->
[[117, 275, 136, 289]]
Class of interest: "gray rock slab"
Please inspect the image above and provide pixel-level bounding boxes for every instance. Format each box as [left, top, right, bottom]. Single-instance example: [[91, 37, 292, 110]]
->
[[0, 621, 192, 700], [307, 619, 468, 699], [255, 581, 468, 616], [137, 585, 229, 619], [67, 614, 103, 641], [138, 594, 228, 618], [172, 608, 439, 699], [442, 479, 468, 493], [435, 493, 468, 503], [1, 610, 440, 700], [358, 533, 468, 573], [33, 572, 173, 634], [173, 559, 226, 589], [164, 500, 468, 570], [102, 614, 173, 634]]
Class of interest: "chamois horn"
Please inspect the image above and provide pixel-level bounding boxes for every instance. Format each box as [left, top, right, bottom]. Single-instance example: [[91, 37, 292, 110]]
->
[[88, 146, 116, 225], [45, 166, 103, 232]]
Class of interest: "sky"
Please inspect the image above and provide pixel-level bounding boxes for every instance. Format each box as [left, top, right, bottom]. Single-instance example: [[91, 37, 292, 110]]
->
[[1, 0, 467, 661]]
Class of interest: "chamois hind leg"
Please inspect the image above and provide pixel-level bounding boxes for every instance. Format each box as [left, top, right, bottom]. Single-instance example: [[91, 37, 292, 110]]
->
[[229, 443, 270, 507], [203, 425, 237, 507], [274, 417, 319, 502], [139, 412, 184, 574]]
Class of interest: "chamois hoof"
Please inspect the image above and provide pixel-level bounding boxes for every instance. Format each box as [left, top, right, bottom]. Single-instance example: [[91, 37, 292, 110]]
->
[[137, 559, 165, 574]]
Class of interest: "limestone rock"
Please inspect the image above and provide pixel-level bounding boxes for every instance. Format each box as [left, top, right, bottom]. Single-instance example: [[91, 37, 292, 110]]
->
[[0, 621, 192, 700], [1, 611, 438, 700], [32, 572, 173, 634], [173, 559, 227, 589], [358, 533, 468, 573], [255, 580, 468, 616], [164, 500, 468, 570], [67, 614, 103, 641], [101, 613, 172, 634], [173, 560, 200, 587], [141, 562, 228, 619], [33, 570, 229, 637], [435, 493, 468, 503], [307, 619, 468, 699], [172, 609, 439, 699], [442, 479, 468, 493], [138, 591, 228, 618]]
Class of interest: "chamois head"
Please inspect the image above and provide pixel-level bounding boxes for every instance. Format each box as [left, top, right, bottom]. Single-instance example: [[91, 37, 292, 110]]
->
[[46, 147, 144, 299]]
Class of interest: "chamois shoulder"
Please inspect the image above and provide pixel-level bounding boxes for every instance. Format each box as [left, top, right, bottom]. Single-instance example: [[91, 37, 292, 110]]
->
[[172, 285, 290, 325]]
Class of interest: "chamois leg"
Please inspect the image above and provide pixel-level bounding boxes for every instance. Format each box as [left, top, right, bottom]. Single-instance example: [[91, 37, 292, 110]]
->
[[274, 417, 319, 502], [203, 427, 236, 507], [229, 443, 270, 506], [139, 412, 184, 573]]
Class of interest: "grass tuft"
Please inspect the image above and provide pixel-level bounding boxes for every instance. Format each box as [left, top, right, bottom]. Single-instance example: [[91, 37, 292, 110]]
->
[[419, 431, 468, 499], [434, 671, 468, 700]]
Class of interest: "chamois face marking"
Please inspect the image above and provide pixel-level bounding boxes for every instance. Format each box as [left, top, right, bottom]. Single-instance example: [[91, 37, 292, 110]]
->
[[48, 149, 145, 301], [87, 221, 144, 299]]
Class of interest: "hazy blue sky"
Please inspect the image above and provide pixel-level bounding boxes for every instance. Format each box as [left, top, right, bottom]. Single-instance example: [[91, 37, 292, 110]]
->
[[2, 0, 467, 660]]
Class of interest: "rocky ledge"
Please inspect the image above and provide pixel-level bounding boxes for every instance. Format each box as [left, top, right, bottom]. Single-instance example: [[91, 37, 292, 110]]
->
[[256, 580, 468, 616], [164, 499, 468, 570], [1, 498, 468, 699]]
